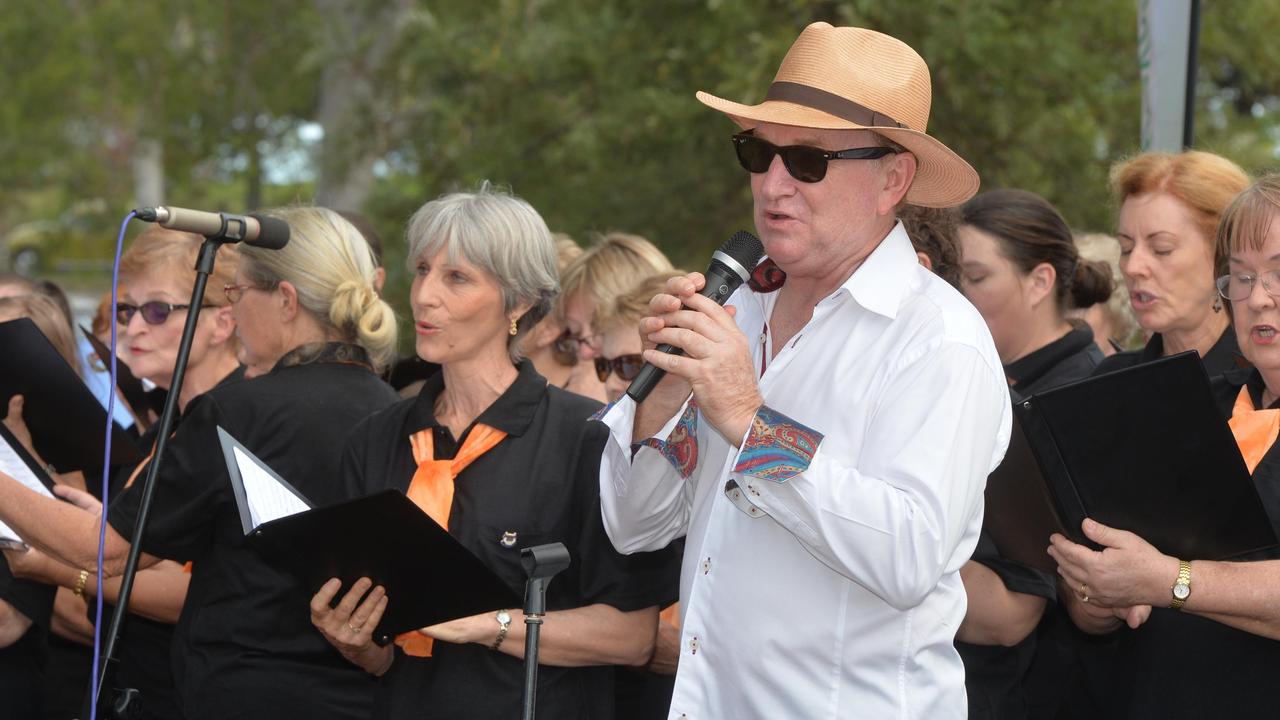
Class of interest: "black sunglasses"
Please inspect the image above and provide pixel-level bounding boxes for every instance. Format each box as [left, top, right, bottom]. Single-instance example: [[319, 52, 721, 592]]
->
[[116, 301, 210, 326], [594, 354, 645, 383], [731, 133, 897, 183]]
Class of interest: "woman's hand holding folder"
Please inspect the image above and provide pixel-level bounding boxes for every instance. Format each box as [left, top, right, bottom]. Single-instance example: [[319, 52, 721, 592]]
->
[[310, 576, 393, 676], [1050, 517, 1162, 633]]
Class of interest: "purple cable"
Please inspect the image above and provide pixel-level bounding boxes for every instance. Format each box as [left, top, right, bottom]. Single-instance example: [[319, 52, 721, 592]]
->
[[91, 211, 134, 720]]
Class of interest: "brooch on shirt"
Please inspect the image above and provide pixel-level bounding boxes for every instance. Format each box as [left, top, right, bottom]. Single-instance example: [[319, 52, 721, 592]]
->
[[499, 531, 518, 548]]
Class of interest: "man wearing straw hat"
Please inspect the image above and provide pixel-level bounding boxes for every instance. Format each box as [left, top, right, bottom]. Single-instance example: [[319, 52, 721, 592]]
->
[[596, 23, 1010, 718]]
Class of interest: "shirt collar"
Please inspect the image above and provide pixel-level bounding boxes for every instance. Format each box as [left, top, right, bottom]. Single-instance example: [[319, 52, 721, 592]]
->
[[837, 220, 917, 320], [1004, 325, 1097, 389], [406, 360, 546, 438]]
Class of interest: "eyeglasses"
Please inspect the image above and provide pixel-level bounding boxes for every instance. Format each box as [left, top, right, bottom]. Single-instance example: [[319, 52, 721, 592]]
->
[[594, 354, 645, 383], [732, 133, 897, 183], [551, 330, 581, 365], [116, 301, 210, 326], [1217, 271, 1280, 302], [223, 283, 268, 304]]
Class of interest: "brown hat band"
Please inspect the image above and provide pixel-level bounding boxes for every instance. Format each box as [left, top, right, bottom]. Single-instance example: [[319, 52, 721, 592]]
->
[[765, 81, 907, 129]]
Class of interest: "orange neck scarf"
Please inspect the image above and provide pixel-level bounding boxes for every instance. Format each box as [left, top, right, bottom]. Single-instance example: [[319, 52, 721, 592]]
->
[[1228, 386, 1280, 475], [395, 423, 508, 658]]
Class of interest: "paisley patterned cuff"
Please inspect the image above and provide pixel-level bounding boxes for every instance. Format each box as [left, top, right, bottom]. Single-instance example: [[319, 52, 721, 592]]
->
[[732, 406, 823, 483], [589, 401, 615, 422], [638, 401, 700, 479]]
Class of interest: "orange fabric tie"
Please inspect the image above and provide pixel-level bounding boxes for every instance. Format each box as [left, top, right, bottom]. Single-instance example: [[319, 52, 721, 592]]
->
[[396, 423, 508, 657], [1228, 386, 1280, 474]]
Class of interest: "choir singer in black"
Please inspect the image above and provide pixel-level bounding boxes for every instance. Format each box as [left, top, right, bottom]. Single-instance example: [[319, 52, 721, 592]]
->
[[1049, 175, 1280, 718], [0, 206, 400, 720], [309, 185, 680, 720]]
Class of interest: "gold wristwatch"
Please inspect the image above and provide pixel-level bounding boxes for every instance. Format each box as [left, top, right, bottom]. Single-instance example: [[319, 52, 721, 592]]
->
[[1169, 560, 1192, 610]]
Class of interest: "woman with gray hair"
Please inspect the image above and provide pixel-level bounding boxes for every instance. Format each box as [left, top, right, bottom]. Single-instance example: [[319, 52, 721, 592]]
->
[[310, 185, 680, 720], [0, 206, 400, 720]]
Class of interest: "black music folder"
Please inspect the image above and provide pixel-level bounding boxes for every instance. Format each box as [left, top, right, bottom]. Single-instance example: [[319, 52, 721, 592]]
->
[[217, 427, 519, 644], [0, 318, 141, 470], [984, 351, 1278, 567]]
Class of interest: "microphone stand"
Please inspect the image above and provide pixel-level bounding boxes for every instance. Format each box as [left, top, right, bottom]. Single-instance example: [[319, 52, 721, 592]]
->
[[82, 224, 245, 720], [519, 543, 571, 720]]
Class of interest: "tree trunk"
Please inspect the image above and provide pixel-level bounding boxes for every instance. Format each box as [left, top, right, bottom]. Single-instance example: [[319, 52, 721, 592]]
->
[[131, 137, 164, 207]]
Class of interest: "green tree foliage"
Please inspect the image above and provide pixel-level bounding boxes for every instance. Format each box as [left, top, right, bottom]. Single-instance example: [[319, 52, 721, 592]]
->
[[2, 0, 1278, 344]]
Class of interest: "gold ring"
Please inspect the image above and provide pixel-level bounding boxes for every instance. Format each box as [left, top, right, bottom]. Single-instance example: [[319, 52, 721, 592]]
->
[[1081, 594, 1089, 603], [348, 623, 362, 633]]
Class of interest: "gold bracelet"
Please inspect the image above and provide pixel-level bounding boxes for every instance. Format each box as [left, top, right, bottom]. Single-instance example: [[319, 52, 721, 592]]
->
[[73, 569, 90, 599]]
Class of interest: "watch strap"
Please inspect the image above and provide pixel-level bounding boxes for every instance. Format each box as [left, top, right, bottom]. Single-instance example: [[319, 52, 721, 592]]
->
[[490, 610, 512, 651], [1170, 559, 1192, 610]]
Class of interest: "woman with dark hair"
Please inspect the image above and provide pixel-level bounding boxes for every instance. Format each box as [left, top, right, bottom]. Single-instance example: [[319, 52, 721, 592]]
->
[[954, 188, 1112, 719]]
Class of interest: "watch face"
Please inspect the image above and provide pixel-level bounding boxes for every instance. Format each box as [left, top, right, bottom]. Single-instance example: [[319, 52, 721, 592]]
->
[[1173, 583, 1190, 600], [497, 610, 512, 624]]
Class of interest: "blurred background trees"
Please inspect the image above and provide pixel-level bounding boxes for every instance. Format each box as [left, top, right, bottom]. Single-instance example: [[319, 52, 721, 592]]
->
[[1, 0, 1277, 337]]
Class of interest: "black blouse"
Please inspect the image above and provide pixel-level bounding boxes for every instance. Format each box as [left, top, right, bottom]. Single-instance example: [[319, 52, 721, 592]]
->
[[0, 560, 53, 720], [1092, 326, 1242, 378], [107, 345, 398, 720], [341, 362, 681, 720], [96, 364, 247, 720], [1099, 367, 1280, 719], [959, 326, 1105, 720]]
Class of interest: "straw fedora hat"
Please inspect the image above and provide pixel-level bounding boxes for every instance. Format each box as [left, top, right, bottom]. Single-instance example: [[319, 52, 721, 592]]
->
[[696, 23, 979, 208]]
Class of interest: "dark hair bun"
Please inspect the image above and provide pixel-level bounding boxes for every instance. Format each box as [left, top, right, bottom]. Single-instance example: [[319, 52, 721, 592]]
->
[[1069, 259, 1114, 309]]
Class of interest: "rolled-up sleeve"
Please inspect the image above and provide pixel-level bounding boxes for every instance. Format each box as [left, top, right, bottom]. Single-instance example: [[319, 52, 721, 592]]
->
[[729, 341, 1010, 610], [597, 396, 698, 554]]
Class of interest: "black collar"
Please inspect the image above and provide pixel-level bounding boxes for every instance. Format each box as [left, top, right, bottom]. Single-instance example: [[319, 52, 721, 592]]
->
[[1139, 326, 1246, 375], [271, 342, 373, 373], [1005, 325, 1096, 390], [406, 360, 546, 438]]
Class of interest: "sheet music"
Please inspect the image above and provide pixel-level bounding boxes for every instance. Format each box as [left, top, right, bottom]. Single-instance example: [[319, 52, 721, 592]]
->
[[0, 433, 56, 547], [232, 446, 309, 529]]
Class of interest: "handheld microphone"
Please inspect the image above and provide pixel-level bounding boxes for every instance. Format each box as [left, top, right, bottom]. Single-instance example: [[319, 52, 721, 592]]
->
[[625, 230, 765, 403], [134, 206, 290, 249]]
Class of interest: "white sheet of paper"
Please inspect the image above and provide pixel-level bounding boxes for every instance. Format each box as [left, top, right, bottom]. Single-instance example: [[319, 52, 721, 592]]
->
[[233, 446, 309, 530], [0, 435, 56, 547]]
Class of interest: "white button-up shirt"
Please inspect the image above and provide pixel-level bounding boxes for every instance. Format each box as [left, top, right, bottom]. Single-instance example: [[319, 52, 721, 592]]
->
[[598, 223, 1010, 719]]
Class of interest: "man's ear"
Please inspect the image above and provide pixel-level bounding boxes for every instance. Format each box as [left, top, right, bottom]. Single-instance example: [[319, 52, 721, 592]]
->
[[878, 152, 918, 216], [916, 251, 934, 272]]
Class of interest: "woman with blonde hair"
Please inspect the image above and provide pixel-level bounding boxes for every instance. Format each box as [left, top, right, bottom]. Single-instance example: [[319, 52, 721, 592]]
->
[[0, 206, 400, 720], [3, 227, 246, 719], [1094, 150, 1251, 376]]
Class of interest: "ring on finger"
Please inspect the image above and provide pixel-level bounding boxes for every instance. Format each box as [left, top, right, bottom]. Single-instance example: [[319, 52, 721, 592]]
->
[[348, 623, 362, 633]]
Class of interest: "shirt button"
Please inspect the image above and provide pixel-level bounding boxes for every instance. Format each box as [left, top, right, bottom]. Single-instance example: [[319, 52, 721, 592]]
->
[[730, 489, 741, 500], [747, 485, 760, 497], [701, 557, 711, 574], [689, 636, 699, 654]]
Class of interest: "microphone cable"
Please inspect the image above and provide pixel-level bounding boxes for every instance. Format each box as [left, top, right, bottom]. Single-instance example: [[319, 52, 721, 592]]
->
[[88, 210, 135, 720]]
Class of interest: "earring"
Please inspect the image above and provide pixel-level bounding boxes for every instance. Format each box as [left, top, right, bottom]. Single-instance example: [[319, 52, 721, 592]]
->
[[1213, 297, 1223, 314], [509, 317, 519, 336]]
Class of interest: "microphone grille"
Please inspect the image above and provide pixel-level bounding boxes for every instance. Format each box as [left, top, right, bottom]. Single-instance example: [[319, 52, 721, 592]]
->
[[719, 230, 765, 269]]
